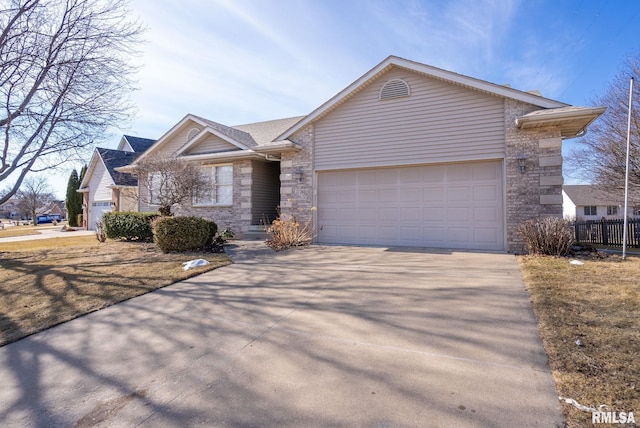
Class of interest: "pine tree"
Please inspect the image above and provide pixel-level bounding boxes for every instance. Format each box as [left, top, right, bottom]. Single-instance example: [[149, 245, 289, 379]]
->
[[66, 169, 81, 226]]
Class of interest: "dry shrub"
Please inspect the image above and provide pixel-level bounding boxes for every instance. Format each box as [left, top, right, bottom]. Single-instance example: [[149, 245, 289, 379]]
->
[[266, 213, 313, 250], [518, 217, 575, 256]]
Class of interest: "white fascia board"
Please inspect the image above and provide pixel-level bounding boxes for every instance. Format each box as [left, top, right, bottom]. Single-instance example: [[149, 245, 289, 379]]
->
[[133, 114, 209, 165], [174, 127, 251, 157], [253, 140, 302, 154]]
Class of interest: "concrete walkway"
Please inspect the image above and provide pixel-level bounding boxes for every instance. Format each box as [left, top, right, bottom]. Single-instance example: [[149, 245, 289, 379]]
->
[[0, 226, 95, 242], [0, 242, 564, 427]]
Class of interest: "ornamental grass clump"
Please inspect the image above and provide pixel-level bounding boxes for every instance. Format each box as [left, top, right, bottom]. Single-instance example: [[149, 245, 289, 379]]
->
[[518, 217, 575, 256], [266, 213, 313, 251]]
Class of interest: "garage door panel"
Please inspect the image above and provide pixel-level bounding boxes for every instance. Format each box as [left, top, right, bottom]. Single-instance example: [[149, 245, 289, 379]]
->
[[448, 227, 471, 242], [447, 164, 472, 181], [358, 226, 379, 239], [474, 206, 498, 222], [423, 166, 446, 182], [400, 207, 421, 221], [424, 187, 445, 202], [358, 190, 377, 203], [379, 189, 397, 202], [473, 185, 499, 201], [472, 162, 500, 180], [447, 207, 469, 222], [317, 161, 504, 250], [379, 208, 397, 221], [399, 188, 422, 202], [448, 187, 470, 201], [399, 227, 421, 240], [359, 209, 379, 221], [376, 169, 397, 184], [399, 167, 423, 183], [378, 227, 398, 239], [475, 228, 499, 243], [423, 207, 445, 221]]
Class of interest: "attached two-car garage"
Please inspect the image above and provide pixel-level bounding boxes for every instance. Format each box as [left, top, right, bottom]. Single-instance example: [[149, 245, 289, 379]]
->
[[316, 160, 504, 251]]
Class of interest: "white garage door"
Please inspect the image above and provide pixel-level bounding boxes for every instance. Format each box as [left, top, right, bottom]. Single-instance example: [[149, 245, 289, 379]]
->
[[317, 161, 504, 250], [90, 201, 112, 230]]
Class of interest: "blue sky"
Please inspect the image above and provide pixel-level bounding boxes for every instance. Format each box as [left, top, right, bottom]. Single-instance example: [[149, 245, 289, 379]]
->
[[49, 0, 640, 197]]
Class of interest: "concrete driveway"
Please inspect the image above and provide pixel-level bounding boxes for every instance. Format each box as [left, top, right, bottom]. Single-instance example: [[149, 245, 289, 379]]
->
[[0, 243, 564, 427]]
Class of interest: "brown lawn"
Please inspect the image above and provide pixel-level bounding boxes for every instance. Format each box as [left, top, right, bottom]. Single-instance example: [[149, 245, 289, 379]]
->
[[0, 236, 231, 346], [519, 255, 640, 427]]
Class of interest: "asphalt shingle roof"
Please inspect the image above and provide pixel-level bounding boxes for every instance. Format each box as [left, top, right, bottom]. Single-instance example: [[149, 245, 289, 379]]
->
[[563, 185, 621, 206], [233, 116, 305, 145], [123, 135, 156, 154], [97, 148, 139, 187], [191, 115, 257, 147]]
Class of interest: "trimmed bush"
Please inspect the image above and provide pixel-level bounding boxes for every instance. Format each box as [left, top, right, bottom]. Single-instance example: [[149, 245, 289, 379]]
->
[[517, 217, 575, 256], [103, 211, 159, 241], [153, 216, 217, 253]]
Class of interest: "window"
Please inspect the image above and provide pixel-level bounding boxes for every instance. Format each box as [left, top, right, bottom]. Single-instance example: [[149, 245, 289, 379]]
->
[[584, 206, 597, 216], [607, 205, 618, 216], [193, 165, 233, 206], [148, 173, 162, 205]]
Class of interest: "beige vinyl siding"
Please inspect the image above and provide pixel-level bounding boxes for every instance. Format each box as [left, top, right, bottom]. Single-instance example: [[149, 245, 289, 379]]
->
[[251, 160, 280, 224], [185, 134, 240, 155], [157, 123, 197, 156], [314, 68, 505, 170]]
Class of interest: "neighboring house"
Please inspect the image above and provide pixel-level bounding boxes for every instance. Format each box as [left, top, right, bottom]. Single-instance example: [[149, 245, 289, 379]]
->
[[79, 135, 156, 230], [563, 185, 638, 220], [43, 201, 66, 219], [117, 55, 604, 252]]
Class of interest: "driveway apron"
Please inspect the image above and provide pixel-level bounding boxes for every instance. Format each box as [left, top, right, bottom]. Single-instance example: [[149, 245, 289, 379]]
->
[[0, 243, 564, 427]]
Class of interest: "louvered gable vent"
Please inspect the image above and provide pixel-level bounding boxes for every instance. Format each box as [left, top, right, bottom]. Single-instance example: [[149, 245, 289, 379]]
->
[[379, 78, 410, 100], [187, 128, 200, 140]]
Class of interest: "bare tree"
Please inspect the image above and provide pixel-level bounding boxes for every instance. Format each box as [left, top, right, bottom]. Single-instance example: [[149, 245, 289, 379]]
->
[[133, 155, 211, 216], [15, 175, 55, 224], [567, 52, 640, 203], [0, 0, 143, 205]]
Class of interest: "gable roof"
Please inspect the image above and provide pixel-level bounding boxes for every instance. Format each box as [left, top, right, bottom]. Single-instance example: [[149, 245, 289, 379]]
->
[[563, 185, 620, 206], [277, 55, 599, 141], [234, 116, 305, 144], [97, 148, 139, 187], [191, 115, 257, 148], [131, 114, 305, 165], [123, 135, 156, 153]]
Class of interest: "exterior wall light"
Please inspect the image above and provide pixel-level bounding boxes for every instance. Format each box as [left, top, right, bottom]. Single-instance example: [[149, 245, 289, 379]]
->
[[294, 167, 304, 183], [516, 153, 528, 174]]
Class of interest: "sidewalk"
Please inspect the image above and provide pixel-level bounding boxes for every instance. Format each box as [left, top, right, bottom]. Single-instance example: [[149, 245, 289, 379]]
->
[[0, 226, 95, 243]]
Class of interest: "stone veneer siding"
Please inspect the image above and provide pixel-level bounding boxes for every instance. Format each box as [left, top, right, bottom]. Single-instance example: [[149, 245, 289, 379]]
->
[[504, 99, 564, 253], [279, 124, 315, 225], [173, 159, 253, 236]]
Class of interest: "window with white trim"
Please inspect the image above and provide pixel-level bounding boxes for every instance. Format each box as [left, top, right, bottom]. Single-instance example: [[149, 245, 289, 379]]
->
[[607, 205, 618, 216], [193, 165, 233, 206], [148, 172, 162, 205], [584, 206, 597, 216]]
